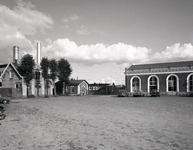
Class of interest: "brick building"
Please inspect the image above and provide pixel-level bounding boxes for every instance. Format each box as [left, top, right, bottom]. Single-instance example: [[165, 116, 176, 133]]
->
[[0, 63, 23, 98], [68, 80, 89, 96], [0, 44, 54, 98], [125, 60, 193, 95]]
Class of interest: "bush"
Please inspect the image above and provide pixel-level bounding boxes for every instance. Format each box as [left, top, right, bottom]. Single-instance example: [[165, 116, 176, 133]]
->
[[28, 95, 35, 98]]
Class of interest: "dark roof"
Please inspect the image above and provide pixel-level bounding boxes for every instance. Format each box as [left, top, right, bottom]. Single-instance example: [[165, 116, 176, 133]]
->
[[128, 60, 193, 70], [89, 83, 110, 86], [0, 64, 8, 68], [69, 80, 88, 86]]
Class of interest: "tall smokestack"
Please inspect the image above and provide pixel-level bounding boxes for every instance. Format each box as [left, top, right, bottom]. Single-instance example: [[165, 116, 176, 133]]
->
[[13, 46, 19, 65], [37, 42, 41, 65]]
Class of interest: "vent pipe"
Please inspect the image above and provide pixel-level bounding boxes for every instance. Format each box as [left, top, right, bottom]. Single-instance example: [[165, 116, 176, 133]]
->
[[13, 46, 19, 65]]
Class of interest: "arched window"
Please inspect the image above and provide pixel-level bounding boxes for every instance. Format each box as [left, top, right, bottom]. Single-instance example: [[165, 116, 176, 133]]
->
[[190, 75, 193, 92], [168, 75, 177, 92], [187, 74, 193, 92], [132, 77, 140, 92], [148, 76, 159, 93]]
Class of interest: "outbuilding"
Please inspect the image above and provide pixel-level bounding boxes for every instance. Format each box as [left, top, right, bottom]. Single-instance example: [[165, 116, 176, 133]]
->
[[0, 63, 23, 98], [68, 80, 89, 96]]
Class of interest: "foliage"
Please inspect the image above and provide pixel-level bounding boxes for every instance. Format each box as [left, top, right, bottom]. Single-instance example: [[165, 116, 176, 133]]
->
[[58, 58, 72, 84], [58, 58, 72, 95], [40, 57, 50, 80], [18, 54, 35, 85], [17, 54, 35, 97], [40, 57, 50, 97], [49, 59, 58, 82], [49, 59, 58, 96]]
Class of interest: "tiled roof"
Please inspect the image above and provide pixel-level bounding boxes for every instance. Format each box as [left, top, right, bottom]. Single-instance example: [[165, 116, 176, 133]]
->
[[69, 80, 88, 86], [128, 60, 193, 70]]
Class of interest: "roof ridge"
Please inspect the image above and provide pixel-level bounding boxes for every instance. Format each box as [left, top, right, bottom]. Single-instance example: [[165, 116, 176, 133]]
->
[[127, 60, 193, 70], [132, 60, 193, 66]]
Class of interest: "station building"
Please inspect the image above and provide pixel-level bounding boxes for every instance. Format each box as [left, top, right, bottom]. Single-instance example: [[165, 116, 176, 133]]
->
[[125, 60, 193, 95]]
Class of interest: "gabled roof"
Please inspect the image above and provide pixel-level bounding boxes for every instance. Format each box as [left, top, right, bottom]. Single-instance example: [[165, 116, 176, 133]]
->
[[0, 63, 23, 79], [128, 60, 193, 70], [69, 80, 89, 86]]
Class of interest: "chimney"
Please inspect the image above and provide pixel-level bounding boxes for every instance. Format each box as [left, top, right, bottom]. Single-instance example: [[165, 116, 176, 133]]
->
[[13, 46, 19, 65], [37, 42, 41, 65]]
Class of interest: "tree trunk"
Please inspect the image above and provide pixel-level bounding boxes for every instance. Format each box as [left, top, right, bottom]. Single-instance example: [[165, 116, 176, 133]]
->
[[44, 79, 48, 97], [27, 84, 29, 97], [63, 82, 66, 95], [53, 82, 57, 96], [46, 80, 49, 97], [27, 83, 31, 97]]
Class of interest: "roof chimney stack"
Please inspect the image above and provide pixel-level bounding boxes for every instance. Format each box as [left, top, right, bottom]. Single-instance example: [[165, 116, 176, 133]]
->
[[13, 46, 19, 65]]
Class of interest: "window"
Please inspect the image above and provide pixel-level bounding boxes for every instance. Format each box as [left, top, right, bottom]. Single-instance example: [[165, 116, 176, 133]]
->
[[71, 86, 75, 93], [132, 77, 140, 91], [9, 71, 13, 79], [189, 75, 193, 92], [35, 71, 40, 80], [0, 82, 2, 87], [149, 76, 158, 92], [15, 83, 21, 88], [168, 76, 177, 91]]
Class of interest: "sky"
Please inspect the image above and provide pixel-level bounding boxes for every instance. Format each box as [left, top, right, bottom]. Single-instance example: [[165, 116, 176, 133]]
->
[[0, 0, 193, 85]]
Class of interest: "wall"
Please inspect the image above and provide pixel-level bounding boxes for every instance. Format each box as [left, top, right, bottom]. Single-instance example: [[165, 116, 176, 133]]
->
[[1, 65, 22, 88], [125, 72, 193, 94]]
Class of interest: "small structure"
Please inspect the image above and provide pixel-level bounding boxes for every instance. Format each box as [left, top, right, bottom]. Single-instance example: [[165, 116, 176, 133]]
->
[[89, 83, 109, 95], [89, 83, 117, 95], [67, 80, 89, 96], [0, 63, 23, 98]]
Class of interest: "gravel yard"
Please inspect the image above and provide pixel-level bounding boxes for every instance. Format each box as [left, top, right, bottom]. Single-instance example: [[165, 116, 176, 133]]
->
[[0, 95, 193, 150]]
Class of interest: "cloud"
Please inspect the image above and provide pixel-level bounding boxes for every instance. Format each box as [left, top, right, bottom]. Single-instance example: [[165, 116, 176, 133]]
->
[[0, 1, 53, 63], [62, 14, 90, 35], [152, 43, 193, 62], [62, 14, 81, 23], [76, 25, 90, 35], [0, 1, 53, 36], [42, 38, 151, 66]]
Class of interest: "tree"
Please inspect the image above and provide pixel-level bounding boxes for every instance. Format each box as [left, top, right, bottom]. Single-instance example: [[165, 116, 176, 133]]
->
[[58, 58, 72, 95], [17, 54, 35, 97], [40, 57, 50, 97], [49, 59, 58, 96]]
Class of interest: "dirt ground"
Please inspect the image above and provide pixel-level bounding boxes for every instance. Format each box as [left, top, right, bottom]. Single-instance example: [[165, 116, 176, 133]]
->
[[0, 95, 193, 150]]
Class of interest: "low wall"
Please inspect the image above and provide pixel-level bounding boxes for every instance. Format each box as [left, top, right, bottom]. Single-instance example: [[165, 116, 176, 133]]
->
[[0, 88, 22, 99]]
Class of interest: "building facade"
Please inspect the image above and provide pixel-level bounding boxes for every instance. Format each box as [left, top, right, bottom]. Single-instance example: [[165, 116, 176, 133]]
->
[[0, 44, 54, 98], [0, 63, 23, 98], [125, 61, 193, 95], [68, 80, 89, 96], [89, 83, 118, 95]]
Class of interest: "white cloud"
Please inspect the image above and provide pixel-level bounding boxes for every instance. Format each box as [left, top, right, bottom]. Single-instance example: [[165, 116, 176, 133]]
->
[[0, 1, 53, 63], [76, 25, 90, 35], [152, 43, 193, 62], [0, 1, 53, 36], [62, 14, 81, 23], [42, 38, 151, 65]]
